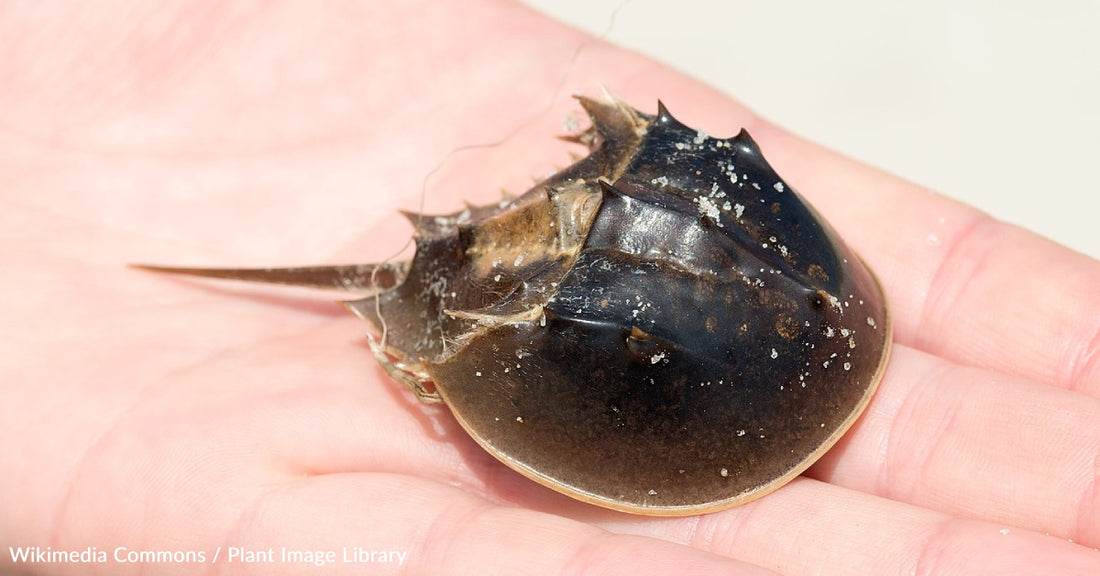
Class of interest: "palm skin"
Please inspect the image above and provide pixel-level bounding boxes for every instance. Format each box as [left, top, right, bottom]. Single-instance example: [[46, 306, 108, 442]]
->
[[2, 2, 1098, 575]]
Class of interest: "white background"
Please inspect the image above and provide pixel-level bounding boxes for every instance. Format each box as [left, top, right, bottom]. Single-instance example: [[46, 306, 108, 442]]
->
[[524, 0, 1100, 260]]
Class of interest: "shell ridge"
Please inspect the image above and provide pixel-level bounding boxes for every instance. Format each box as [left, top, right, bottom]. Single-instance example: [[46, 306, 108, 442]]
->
[[619, 107, 846, 293]]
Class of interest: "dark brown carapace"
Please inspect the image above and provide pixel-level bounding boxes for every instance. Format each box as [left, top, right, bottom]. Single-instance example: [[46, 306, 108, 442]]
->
[[136, 97, 891, 515]]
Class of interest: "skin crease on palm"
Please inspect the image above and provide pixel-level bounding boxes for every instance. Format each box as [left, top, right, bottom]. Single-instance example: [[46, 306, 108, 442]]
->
[[1, 1, 1099, 574]]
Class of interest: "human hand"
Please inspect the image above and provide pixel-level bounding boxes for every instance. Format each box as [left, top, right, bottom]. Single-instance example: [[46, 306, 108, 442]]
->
[[2, 2, 1097, 574]]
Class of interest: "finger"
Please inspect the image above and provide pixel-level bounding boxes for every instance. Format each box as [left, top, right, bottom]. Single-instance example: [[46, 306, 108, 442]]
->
[[809, 344, 1100, 546], [599, 478, 1100, 576], [223, 474, 778, 576], [738, 121, 1100, 394]]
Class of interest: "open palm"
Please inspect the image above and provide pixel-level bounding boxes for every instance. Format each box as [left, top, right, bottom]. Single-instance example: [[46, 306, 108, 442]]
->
[[3, 2, 1098, 575]]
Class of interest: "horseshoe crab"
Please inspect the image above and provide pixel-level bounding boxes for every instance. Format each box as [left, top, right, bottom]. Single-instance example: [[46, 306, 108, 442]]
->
[[136, 97, 892, 515]]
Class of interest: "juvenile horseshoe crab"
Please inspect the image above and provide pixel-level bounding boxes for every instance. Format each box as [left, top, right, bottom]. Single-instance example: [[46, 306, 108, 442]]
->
[[137, 97, 891, 515]]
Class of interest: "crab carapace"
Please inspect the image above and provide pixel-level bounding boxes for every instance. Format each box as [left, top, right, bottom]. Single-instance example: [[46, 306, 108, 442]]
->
[[136, 97, 892, 515]]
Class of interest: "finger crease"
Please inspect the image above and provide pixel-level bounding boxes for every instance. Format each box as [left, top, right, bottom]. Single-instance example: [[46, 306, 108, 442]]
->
[[1072, 444, 1100, 546], [1063, 317, 1100, 393], [881, 358, 958, 501], [913, 211, 996, 356]]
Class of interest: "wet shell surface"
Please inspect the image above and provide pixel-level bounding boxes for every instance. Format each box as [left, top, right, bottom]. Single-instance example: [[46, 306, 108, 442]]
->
[[139, 97, 892, 515]]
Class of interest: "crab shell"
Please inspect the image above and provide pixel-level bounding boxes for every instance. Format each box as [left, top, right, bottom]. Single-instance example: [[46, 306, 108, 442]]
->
[[342, 97, 892, 515]]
